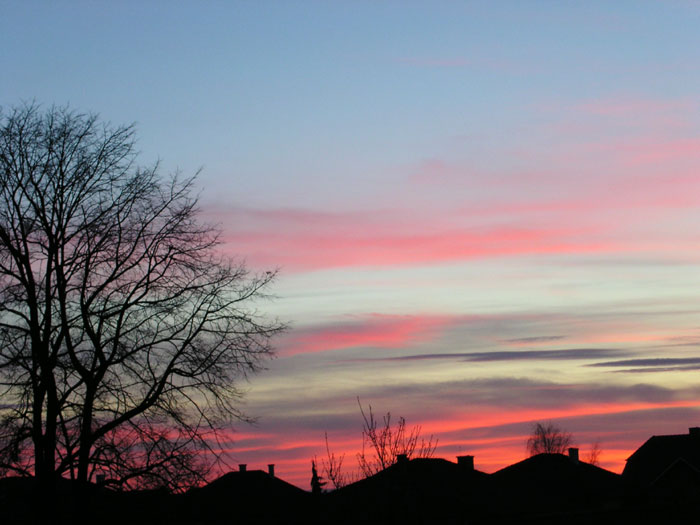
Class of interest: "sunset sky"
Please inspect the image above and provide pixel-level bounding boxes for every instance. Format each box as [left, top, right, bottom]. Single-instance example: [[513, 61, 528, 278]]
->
[[4, 1, 700, 488]]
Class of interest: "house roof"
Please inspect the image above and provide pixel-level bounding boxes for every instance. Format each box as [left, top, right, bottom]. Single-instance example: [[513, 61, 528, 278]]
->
[[183, 469, 311, 522], [191, 469, 308, 499], [493, 452, 620, 484], [623, 429, 700, 487], [324, 457, 489, 523], [488, 453, 625, 513], [331, 456, 487, 497]]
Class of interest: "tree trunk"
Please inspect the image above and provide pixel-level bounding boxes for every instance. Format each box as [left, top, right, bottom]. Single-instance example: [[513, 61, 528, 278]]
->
[[77, 386, 95, 484], [34, 382, 58, 525]]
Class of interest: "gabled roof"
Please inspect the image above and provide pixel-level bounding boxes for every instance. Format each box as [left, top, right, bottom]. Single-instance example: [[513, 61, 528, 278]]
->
[[194, 469, 307, 498], [493, 452, 620, 485], [183, 469, 310, 522], [331, 456, 487, 498], [489, 453, 625, 514], [623, 429, 700, 487], [325, 457, 489, 523]]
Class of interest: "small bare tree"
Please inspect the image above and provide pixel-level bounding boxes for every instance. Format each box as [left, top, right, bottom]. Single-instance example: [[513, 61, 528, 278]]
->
[[586, 441, 602, 466], [526, 421, 573, 455], [321, 432, 347, 490], [356, 398, 437, 477]]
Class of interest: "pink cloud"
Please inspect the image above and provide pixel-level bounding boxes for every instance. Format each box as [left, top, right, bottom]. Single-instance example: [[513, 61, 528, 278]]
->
[[279, 313, 459, 356], [212, 157, 700, 272], [613, 137, 700, 166], [206, 94, 700, 275], [223, 223, 615, 272], [418, 400, 700, 437]]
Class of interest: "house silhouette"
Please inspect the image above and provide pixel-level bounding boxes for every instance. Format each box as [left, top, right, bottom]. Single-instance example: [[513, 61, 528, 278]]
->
[[488, 448, 631, 521], [7, 431, 700, 524], [320, 450, 645, 524], [182, 464, 310, 523], [623, 427, 700, 489], [324, 454, 488, 524]]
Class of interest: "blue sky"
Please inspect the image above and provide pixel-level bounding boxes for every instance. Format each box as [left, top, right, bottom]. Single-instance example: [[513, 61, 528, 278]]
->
[[4, 1, 700, 487]]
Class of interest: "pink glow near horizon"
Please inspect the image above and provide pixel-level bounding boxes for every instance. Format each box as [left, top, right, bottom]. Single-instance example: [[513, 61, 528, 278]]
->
[[417, 400, 700, 437], [228, 398, 700, 489]]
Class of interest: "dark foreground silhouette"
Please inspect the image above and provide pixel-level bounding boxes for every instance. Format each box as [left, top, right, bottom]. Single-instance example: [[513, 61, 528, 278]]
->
[[4, 428, 700, 524]]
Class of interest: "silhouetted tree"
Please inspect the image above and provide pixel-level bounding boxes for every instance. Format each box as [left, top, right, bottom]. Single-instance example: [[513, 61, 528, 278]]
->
[[526, 421, 573, 455], [310, 460, 326, 495], [586, 441, 602, 466], [356, 398, 437, 477], [0, 414, 32, 476], [0, 103, 282, 494], [321, 431, 347, 490]]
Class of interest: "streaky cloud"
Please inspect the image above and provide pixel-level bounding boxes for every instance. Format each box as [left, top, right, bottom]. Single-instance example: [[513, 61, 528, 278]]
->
[[587, 357, 700, 368], [278, 313, 459, 356], [610, 365, 700, 374], [351, 348, 626, 363], [503, 335, 566, 344]]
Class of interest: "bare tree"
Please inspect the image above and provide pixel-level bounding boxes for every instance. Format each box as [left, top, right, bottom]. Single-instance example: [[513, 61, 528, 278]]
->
[[586, 441, 602, 466], [356, 398, 437, 477], [87, 417, 212, 491], [0, 103, 282, 494], [321, 431, 347, 490], [526, 421, 573, 455], [0, 412, 32, 476]]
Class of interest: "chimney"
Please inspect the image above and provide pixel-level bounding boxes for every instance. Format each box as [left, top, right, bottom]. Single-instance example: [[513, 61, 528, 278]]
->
[[396, 453, 408, 464], [268, 464, 275, 477], [568, 447, 579, 463], [239, 464, 247, 472], [689, 427, 700, 436], [456, 455, 474, 471]]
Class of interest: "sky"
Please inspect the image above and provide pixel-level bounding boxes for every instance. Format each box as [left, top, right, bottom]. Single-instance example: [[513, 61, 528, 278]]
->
[[4, 0, 700, 488]]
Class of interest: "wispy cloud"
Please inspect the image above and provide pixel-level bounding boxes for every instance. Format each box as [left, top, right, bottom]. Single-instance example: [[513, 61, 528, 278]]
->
[[221, 218, 615, 272], [588, 357, 700, 367], [277, 313, 459, 356], [587, 357, 700, 373], [503, 335, 567, 345], [351, 348, 626, 363], [210, 132, 700, 275]]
